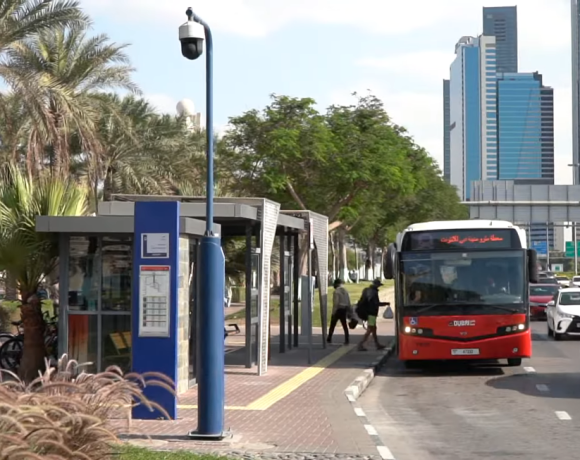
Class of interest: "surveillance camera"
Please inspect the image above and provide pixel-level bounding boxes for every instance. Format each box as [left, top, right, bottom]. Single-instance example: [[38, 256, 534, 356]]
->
[[179, 20, 205, 60]]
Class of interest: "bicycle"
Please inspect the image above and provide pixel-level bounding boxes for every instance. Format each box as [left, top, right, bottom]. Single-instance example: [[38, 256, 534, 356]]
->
[[0, 311, 58, 372], [0, 320, 23, 344]]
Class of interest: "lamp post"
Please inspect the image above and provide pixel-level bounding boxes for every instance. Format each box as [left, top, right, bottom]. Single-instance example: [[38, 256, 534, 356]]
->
[[179, 7, 225, 439]]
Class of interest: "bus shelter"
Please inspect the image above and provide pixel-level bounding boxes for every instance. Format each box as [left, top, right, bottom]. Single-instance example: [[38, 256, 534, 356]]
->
[[101, 195, 329, 376], [35, 214, 218, 394]]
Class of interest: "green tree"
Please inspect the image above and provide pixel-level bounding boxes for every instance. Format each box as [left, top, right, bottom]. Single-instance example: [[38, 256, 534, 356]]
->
[[351, 135, 468, 265], [0, 165, 87, 381], [218, 93, 413, 228]]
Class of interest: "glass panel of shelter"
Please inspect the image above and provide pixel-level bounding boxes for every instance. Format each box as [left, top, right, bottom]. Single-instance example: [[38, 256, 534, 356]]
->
[[65, 235, 132, 375], [279, 244, 293, 353]]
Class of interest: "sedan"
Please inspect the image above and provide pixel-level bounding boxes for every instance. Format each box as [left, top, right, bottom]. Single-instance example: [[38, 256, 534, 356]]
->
[[537, 275, 559, 286], [555, 276, 570, 288], [547, 288, 580, 340], [529, 284, 560, 320], [570, 276, 580, 287]]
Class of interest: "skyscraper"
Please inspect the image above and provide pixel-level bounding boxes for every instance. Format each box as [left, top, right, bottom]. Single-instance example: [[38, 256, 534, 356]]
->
[[443, 79, 450, 183], [572, 0, 580, 184], [496, 72, 554, 184], [482, 6, 518, 73], [449, 35, 498, 200]]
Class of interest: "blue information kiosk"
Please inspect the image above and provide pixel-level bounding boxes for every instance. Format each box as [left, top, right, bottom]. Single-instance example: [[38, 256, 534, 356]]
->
[[132, 201, 181, 419]]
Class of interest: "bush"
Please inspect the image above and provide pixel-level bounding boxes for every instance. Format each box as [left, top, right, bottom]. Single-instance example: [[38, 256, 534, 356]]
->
[[0, 300, 21, 332], [0, 355, 175, 460]]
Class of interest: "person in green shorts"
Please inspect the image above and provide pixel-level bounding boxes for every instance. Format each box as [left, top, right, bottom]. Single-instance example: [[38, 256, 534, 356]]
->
[[358, 279, 389, 351]]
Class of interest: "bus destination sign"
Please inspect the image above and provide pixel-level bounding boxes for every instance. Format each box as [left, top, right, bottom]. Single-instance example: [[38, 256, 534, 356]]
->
[[406, 229, 517, 250]]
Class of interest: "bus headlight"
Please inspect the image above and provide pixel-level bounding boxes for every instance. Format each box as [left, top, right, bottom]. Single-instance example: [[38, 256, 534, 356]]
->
[[403, 326, 433, 336], [498, 324, 527, 334]]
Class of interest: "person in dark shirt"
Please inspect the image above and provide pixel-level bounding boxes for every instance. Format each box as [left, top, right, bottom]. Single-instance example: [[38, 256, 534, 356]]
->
[[358, 279, 389, 351]]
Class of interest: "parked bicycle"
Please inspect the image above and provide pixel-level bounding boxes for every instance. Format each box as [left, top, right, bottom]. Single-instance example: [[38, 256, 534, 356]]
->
[[0, 320, 23, 346], [0, 311, 58, 372]]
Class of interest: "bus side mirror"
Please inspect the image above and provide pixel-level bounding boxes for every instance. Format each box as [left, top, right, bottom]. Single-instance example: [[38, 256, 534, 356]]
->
[[384, 243, 397, 280], [528, 249, 538, 283]]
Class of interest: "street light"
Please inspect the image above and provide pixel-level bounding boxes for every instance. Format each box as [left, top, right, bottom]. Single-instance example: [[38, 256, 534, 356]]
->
[[179, 7, 225, 439]]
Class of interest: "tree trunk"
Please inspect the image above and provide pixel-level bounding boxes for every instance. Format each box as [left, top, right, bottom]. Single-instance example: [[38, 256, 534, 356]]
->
[[380, 246, 387, 279], [18, 295, 46, 382], [329, 232, 336, 280], [367, 240, 377, 280], [337, 227, 349, 282]]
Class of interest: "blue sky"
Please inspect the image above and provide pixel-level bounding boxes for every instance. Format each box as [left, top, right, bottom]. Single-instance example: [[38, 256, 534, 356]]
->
[[82, 0, 571, 182]]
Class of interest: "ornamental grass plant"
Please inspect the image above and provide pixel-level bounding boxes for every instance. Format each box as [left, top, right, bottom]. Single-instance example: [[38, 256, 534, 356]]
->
[[0, 354, 175, 460]]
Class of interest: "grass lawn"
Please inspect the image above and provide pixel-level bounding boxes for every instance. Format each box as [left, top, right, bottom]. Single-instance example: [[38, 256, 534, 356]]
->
[[225, 280, 393, 327], [118, 445, 229, 460]]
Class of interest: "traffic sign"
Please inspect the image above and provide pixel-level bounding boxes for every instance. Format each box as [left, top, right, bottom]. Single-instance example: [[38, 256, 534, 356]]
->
[[565, 241, 580, 257], [532, 241, 547, 256]]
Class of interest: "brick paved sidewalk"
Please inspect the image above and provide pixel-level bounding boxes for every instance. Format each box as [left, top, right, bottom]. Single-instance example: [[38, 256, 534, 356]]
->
[[117, 288, 395, 454]]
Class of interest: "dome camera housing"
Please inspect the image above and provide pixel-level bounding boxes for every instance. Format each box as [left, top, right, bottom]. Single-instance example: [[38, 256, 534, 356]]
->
[[179, 20, 204, 60]]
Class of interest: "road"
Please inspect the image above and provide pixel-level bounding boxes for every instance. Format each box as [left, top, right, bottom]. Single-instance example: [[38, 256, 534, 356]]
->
[[358, 322, 580, 459]]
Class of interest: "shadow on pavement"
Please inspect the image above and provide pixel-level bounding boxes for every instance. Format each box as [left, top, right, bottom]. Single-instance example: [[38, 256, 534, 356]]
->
[[382, 359, 507, 377], [222, 334, 393, 372], [487, 372, 580, 398]]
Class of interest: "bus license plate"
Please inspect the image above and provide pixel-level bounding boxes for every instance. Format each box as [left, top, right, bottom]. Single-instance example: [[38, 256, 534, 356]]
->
[[451, 348, 480, 356]]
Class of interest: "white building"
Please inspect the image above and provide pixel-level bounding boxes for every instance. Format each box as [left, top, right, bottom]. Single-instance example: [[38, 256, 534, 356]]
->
[[176, 99, 202, 132], [448, 35, 498, 200]]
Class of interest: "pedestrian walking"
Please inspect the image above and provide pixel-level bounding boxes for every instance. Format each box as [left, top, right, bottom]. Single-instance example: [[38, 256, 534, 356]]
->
[[327, 278, 351, 345], [357, 278, 388, 351]]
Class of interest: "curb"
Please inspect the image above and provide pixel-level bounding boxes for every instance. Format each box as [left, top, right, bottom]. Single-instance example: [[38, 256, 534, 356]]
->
[[344, 341, 396, 459], [344, 340, 395, 402]]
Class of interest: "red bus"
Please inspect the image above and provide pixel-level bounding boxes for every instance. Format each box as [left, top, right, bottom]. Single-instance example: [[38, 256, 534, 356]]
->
[[384, 220, 538, 367]]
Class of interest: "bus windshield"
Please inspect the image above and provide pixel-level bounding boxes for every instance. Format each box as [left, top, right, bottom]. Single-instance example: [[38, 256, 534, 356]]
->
[[400, 250, 526, 315]]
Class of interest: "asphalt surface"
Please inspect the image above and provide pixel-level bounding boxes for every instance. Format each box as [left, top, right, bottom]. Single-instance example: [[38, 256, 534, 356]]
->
[[358, 321, 580, 459]]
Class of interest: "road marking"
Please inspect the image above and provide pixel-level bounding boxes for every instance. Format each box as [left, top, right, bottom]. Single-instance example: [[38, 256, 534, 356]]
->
[[346, 394, 356, 402], [245, 344, 354, 410], [354, 407, 365, 416], [556, 411, 572, 420], [377, 445, 395, 460], [536, 384, 549, 392], [524, 366, 535, 373], [364, 424, 378, 436]]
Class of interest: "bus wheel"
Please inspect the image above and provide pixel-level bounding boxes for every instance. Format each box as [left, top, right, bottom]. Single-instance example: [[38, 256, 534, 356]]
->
[[507, 358, 522, 367]]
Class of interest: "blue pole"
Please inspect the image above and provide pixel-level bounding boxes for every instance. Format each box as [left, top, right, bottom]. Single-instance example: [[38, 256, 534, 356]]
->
[[185, 8, 225, 438]]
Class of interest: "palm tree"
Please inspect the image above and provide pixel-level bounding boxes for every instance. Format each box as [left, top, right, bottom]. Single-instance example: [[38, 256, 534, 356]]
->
[[0, 0, 89, 51], [75, 94, 209, 206], [0, 23, 139, 175], [0, 92, 30, 170], [0, 165, 87, 381]]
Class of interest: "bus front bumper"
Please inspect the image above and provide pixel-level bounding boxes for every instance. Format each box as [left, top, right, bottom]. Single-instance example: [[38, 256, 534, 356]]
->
[[399, 330, 532, 361]]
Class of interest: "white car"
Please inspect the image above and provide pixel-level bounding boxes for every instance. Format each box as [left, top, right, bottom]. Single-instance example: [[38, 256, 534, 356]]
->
[[556, 276, 570, 288], [570, 276, 580, 287], [547, 288, 580, 340]]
